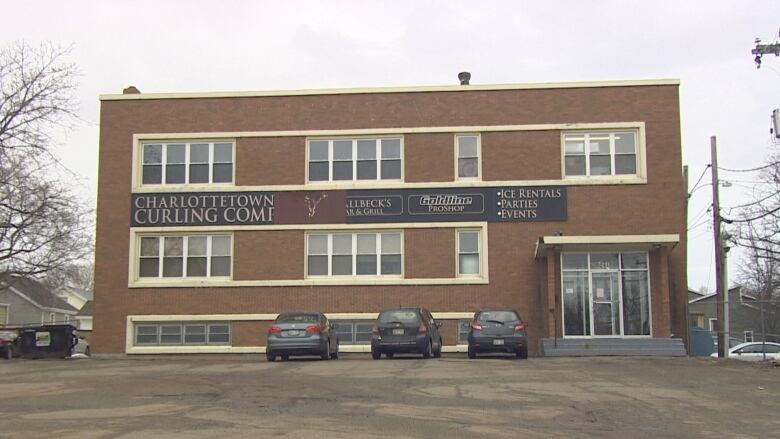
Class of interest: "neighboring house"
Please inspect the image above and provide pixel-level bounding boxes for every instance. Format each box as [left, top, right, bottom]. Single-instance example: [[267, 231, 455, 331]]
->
[[55, 285, 94, 311], [76, 300, 93, 332], [688, 286, 780, 344], [0, 275, 79, 327]]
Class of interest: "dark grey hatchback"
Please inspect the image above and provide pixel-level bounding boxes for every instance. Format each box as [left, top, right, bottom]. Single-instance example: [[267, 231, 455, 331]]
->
[[467, 309, 528, 359], [371, 307, 442, 359], [266, 312, 339, 361]]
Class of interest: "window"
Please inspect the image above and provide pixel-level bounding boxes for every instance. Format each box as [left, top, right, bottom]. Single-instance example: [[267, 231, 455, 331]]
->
[[307, 232, 402, 277], [744, 331, 754, 343], [333, 321, 374, 345], [709, 318, 718, 333], [563, 131, 638, 177], [138, 235, 232, 279], [134, 323, 231, 346], [141, 141, 234, 185], [458, 320, 470, 344], [308, 138, 402, 182], [0, 305, 7, 325], [561, 252, 650, 337], [457, 230, 481, 276], [50, 313, 56, 323], [456, 135, 480, 179]]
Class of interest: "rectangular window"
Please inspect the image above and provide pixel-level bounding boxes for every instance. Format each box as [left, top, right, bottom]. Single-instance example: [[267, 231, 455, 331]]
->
[[744, 331, 754, 343], [307, 138, 402, 183], [134, 323, 231, 346], [457, 230, 481, 276], [141, 141, 234, 185], [333, 321, 374, 345], [456, 134, 480, 179], [563, 131, 638, 177], [709, 318, 718, 333], [138, 235, 232, 279], [458, 320, 470, 344], [306, 232, 402, 277], [561, 252, 650, 337]]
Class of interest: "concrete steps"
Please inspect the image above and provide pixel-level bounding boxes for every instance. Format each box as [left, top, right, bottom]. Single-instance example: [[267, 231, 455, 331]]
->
[[540, 337, 687, 357]]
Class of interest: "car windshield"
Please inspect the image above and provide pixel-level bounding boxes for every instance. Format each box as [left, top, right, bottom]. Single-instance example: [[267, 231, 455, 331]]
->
[[276, 314, 319, 324], [476, 311, 520, 323], [379, 310, 420, 324]]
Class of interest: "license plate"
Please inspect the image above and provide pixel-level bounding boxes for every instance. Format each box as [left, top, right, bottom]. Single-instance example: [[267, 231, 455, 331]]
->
[[493, 339, 505, 345], [392, 329, 404, 335], [287, 330, 300, 336]]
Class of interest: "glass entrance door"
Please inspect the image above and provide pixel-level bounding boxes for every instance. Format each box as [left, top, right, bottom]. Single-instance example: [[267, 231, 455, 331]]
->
[[591, 272, 620, 336]]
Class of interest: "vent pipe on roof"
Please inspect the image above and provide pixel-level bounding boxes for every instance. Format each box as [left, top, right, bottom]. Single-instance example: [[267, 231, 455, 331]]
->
[[458, 72, 471, 85], [123, 86, 141, 94]]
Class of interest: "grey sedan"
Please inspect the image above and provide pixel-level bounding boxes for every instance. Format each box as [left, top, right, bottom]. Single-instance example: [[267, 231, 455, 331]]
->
[[266, 312, 339, 361]]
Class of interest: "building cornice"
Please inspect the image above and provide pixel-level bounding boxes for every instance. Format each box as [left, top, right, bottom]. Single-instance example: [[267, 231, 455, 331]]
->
[[100, 79, 680, 101]]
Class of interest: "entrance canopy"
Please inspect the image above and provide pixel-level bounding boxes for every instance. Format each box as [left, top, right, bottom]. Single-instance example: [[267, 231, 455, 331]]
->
[[534, 234, 679, 259]]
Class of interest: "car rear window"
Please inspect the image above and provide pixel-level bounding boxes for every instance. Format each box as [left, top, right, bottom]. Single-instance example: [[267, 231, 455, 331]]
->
[[276, 314, 319, 324], [476, 311, 520, 323], [378, 310, 420, 324]]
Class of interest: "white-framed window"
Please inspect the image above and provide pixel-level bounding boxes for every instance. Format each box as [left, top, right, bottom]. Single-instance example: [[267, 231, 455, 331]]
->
[[457, 320, 471, 344], [141, 141, 234, 185], [709, 318, 718, 333], [455, 134, 480, 180], [0, 304, 7, 325], [306, 232, 403, 277], [50, 313, 56, 323], [744, 331, 754, 343], [307, 137, 402, 182], [333, 321, 375, 345], [563, 131, 638, 177], [457, 230, 481, 276], [135, 323, 231, 346], [561, 252, 651, 337], [138, 235, 232, 279]]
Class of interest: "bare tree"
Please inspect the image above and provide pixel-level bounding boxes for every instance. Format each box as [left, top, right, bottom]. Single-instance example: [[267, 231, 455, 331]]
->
[[0, 42, 92, 279]]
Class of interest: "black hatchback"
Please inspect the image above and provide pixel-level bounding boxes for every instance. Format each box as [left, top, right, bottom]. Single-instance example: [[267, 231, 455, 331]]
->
[[371, 307, 442, 359], [467, 309, 528, 359]]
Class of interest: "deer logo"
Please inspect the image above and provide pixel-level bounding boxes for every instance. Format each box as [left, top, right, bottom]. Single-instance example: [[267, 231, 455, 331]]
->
[[304, 193, 328, 218]]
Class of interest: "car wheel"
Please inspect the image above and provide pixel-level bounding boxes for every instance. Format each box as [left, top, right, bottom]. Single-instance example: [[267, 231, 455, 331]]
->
[[467, 344, 476, 359], [433, 338, 442, 358], [517, 346, 528, 360], [266, 351, 276, 362], [281, 354, 289, 361], [321, 341, 331, 360], [422, 339, 432, 359], [371, 349, 381, 360], [386, 352, 394, 359]]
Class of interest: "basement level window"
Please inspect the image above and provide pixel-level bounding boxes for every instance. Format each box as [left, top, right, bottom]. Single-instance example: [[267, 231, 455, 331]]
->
[[135, 323, 231, 346]]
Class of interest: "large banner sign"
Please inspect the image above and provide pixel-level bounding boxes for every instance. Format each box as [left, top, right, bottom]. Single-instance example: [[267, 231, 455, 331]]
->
[[131, 186, 566, 227]]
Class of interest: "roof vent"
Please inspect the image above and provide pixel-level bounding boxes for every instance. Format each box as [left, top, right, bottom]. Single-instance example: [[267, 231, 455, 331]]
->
[[123, 86, 141, 94], [458, 72, 471, 85]]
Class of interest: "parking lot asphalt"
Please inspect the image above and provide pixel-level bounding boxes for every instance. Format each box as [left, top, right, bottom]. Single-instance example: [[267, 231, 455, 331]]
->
[[0, 354, 778, 438]]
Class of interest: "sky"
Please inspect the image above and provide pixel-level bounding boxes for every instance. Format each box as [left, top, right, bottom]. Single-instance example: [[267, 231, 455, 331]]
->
[[2, 0, 779, 292]]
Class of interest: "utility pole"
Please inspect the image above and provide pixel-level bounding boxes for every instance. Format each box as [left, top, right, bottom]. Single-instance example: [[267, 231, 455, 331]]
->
[[752, 39, 780, 68], [710, 136, 726, 358]]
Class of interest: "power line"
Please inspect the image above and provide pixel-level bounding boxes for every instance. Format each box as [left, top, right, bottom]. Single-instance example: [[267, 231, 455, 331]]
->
[[718, 162, 778, 173], [688, 165, 711, 196]]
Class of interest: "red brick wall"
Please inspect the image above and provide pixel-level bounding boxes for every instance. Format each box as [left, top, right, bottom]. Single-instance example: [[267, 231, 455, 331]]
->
[[94, 84, 686, 353]]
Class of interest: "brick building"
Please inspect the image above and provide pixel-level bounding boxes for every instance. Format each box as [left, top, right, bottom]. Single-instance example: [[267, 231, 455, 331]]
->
[[94, 78, 687, 355]]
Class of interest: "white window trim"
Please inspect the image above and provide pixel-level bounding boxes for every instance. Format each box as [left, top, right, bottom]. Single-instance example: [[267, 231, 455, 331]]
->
[[454, 134, 482, 181], [744, 331, 754, 343], [127, 222, 489, 287], [135, 234, 233, 282], [560, 251, 653, 339], [709, 318, 718, 333], [134, 139, 236, 189], [456, 229, 485, 278], [305, 136, 404, 185], [305, 231, 404, 279], [560, 127, 646, 181], [0, 303, 8, 325], [134, 322, 232, 346]]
